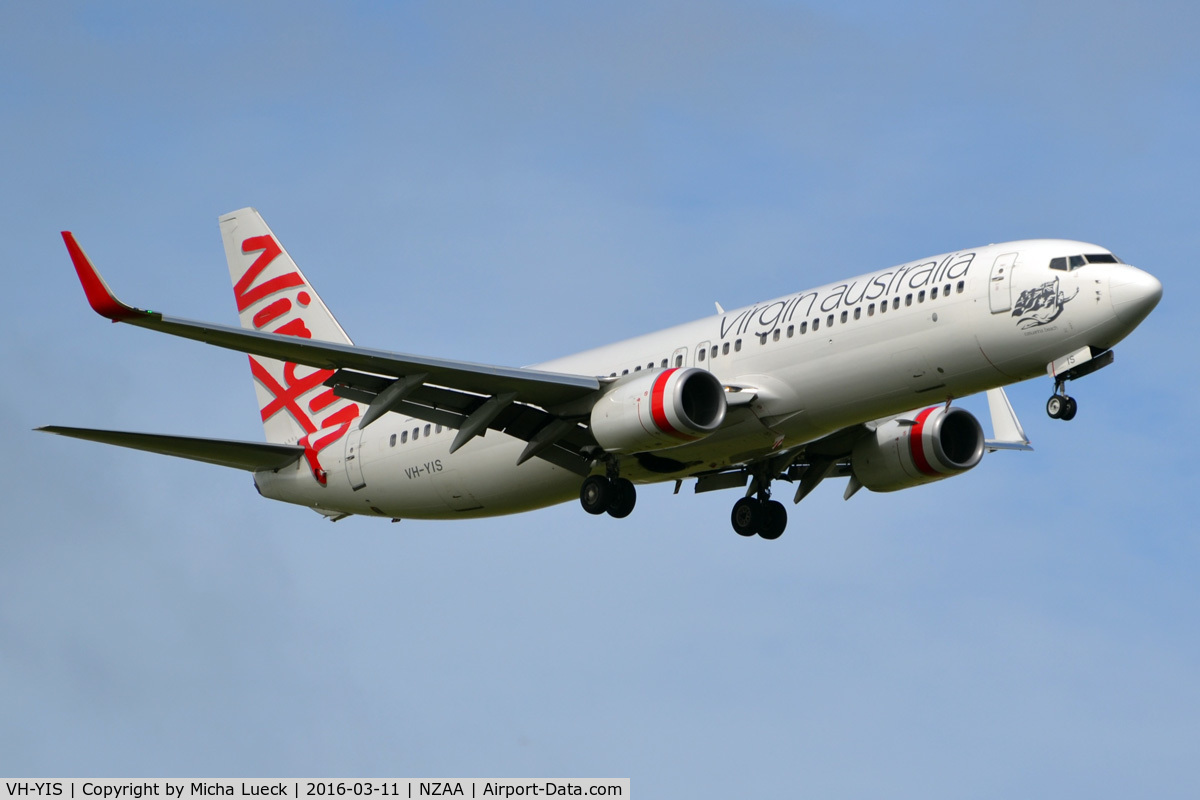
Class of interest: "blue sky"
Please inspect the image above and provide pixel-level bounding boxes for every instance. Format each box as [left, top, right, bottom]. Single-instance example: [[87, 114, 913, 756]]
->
[[2, 2, 1198, 796]]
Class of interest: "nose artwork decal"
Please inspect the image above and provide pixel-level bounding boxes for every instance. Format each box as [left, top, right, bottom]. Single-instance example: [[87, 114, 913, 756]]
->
[[1012, 277, 1078, 329]]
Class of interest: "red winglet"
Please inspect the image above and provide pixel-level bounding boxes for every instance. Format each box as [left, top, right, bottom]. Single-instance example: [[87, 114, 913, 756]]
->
[[61, 232, 140, 321]]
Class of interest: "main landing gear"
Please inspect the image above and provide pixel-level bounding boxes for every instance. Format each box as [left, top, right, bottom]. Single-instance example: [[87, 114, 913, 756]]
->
[[580, 474, 637, 519], [580, 461, 792, 540], [730, 494, 788, 540]]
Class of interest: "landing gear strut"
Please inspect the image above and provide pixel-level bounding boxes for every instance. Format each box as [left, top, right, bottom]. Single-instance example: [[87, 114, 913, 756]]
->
[[731, 494, 787, 540], [579, 473, 637, 519]]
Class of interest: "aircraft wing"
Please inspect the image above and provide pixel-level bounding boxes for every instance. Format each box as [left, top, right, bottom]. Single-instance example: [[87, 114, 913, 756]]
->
[[693, 388, 1035, 503], [62, 232, 602, 410], [37, 426, 306, 471]]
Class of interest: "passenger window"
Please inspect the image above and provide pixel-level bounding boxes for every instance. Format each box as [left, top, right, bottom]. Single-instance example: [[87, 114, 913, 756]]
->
[[413, 427, 419, 440], [854, 307, 861, 320], [622, 369, 629, 375], [944, 283, 951, 296], [390, 434, 397, 447], [840, 311, 848, 323], [698, 349, 706, 362], [759, 334, 767, 345], [635, 365, 642, 371], [868, 303, 875, 316], [931, 287, 938, 299], [401, 431, 408, 444], [675, 354, 683, 366], [812, 318, 820, 331], [722, 342, 730, 355], [661, 359, 668, 368], [711, 346, 718, 359], [893, 297, 900, 309], [918, 290, 925, 303], [880, 301, 887, 314], [773, 329, 781, 342], [436, 424, 442, 434], [734, 339, 742, 352], [956, 280, 965, 293], [827, 314, 834, 327], [800, 321, 808, 334], [424, 424, 431, 437], [787, 325, 794, 337]]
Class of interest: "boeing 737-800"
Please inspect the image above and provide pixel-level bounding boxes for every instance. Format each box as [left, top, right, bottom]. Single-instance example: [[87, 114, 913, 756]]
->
[[41, 208, 1162, 538]]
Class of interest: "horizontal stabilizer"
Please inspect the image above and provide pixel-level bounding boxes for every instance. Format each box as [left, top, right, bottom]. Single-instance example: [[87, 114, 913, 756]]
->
[[37, 426, 305, 471]]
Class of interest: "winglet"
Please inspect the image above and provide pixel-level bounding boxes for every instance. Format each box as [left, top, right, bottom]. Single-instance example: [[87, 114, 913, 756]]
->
[[984, 387, 1033, 452], [60, 232, 145, 321]]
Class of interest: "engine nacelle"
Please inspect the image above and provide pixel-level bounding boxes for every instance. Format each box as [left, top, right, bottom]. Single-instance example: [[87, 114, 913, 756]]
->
[[590, 367, 727, 454], [851, 406, 984, 492]]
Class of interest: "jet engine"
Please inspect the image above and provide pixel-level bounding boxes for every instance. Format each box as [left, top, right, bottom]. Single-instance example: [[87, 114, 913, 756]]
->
[[590, 367, 727, 454], [851, 406, 984, 492]]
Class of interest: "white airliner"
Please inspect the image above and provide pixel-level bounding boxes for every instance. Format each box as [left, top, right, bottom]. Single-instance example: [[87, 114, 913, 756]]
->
[[41, 208, 1162, 538]]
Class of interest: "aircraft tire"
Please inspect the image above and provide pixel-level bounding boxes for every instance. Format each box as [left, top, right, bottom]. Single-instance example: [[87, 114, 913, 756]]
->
[[580, 475, 612, 515], [1046, 395, 1063, 419], [759, 500, 787, 540], [731, 497, 760, 537], [1061, 396, 1078, 421], [607, 478, 637, 519]]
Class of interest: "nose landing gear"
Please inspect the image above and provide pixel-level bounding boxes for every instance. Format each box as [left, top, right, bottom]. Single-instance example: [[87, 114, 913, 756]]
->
[[1045, 347, 1115, 421], [1046, 391, 1078, 421]]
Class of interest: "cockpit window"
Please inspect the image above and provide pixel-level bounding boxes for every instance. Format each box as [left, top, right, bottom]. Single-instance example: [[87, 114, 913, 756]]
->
[[1050, 252, 1123, 272]]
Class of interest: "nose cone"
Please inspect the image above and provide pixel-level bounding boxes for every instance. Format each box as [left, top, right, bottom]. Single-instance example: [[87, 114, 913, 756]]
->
[[1110, 266, 1163, 327]]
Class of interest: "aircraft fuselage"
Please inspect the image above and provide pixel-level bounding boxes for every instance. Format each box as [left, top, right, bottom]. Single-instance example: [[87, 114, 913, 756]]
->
[[252, 239, 1160, 520]]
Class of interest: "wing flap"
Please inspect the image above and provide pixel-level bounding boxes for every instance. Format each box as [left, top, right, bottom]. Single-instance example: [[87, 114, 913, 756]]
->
[[328, 369, 594, 476], [37, 426, 305, 472]]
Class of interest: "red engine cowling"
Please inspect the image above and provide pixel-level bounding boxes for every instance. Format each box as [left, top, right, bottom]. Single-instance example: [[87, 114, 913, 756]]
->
[[851, 406, 984, 492], [590, 367, 727, 454]]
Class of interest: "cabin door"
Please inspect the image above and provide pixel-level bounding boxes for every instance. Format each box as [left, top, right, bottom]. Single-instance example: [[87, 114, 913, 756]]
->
[[989, 252, 1018, 313]]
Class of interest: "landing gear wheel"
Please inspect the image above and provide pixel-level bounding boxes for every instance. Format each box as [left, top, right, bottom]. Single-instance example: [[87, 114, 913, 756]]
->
[[731, 497, 761, 537], [759, 500, 787, 540], [607, 478, 637, 519], [580, 475, 611, 515], [1046, 395, 1064, 419], [1047, 394, 1078, 421]]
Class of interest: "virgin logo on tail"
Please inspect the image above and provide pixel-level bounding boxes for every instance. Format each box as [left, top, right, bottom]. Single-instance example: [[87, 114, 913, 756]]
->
[[235, 235, 313, 335], [238, 235, 360, 484]]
